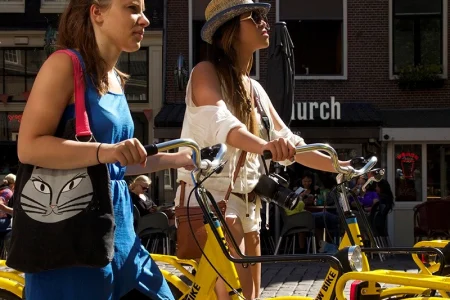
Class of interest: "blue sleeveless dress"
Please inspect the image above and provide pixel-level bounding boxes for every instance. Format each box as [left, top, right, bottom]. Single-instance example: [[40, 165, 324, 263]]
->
[[24, 50, 174, 300]]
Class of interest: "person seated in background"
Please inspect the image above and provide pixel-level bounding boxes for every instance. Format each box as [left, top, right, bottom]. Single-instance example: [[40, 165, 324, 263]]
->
[[129, 175, 157, 217], [292, 172, 320, 206], [285, 172, 339, 252], [350, 175, 379, 212], [0, 174, 15, 230], [375, 179, 394, 213]]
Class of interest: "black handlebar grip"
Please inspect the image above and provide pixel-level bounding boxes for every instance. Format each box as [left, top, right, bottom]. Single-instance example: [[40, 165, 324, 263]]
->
[[262, 150, 273, 160], [144, 144, 158, 156]]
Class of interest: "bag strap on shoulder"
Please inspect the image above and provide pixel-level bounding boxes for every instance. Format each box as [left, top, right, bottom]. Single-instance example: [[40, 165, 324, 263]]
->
[[52, 49, 91, 138]]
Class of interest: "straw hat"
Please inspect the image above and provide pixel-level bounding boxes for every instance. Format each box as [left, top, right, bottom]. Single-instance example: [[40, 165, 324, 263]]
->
[[201, 0, 271, 44]]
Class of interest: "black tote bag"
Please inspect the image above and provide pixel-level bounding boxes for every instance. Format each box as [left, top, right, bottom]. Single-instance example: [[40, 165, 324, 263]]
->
[[6, 49, 115, 273]]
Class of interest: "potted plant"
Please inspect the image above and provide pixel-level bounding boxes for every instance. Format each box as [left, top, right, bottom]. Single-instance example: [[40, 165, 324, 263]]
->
[[397, 64, 445, 90]]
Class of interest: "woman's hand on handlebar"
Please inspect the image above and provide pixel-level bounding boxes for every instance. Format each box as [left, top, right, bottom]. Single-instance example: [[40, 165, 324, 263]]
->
[[98, 138, 147, 167], [174, 149, 195, 171], [261, 138, 296, 162]]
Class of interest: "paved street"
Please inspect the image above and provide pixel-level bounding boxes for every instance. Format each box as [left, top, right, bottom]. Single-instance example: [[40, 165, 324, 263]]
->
[[157, 255, 419, 298]]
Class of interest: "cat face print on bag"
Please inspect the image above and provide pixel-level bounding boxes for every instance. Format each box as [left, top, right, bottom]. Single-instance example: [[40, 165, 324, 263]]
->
[[20, 167, 94, 223]]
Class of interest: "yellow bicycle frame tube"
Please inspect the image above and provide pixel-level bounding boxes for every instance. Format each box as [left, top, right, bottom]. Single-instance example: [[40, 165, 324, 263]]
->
[[335, 270, 450, 300], [412, 240, 449, 275], [178, 221, 243, 300], [0, 263, 25, 298], [314, 215, 371, 300]]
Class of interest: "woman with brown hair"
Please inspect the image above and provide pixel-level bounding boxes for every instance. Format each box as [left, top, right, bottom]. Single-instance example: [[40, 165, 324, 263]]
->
[[177, 0, 352, 298], [17, 0, 192, 299]]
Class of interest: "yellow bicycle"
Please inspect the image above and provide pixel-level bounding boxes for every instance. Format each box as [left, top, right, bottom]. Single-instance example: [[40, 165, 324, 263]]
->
[[0, 139, 448, 300], [149, 139, 450, 300], [0, 260, 24, 299]]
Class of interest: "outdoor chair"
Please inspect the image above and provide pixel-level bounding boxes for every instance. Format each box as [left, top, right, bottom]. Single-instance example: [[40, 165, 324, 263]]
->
[[274, 210, 316, 255], [137, 212, 172, 255]]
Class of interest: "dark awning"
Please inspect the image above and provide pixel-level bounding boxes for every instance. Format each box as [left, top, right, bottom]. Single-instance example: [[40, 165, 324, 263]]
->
[[154, 102, 383, 141], [289, 102, 381, 142], [380, 108, 450, 128], [154, 103, 186, 139]]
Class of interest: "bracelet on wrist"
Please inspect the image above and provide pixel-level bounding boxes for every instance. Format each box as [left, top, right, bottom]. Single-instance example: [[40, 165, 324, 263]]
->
[[96, 143, 103, 164]]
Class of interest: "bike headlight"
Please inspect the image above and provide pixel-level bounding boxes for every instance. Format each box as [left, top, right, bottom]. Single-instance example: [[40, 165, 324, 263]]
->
[[347, 245, 363, 272], [335, 245, 363, 273]]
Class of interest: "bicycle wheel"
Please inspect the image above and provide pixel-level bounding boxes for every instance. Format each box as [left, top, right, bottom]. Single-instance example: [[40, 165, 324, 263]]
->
[[0, 290, 21, 300]]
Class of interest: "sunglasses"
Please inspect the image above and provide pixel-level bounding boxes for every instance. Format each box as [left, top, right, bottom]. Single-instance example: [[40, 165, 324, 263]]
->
[[140, 185, 149, 192], [240, 11, 270, 31]]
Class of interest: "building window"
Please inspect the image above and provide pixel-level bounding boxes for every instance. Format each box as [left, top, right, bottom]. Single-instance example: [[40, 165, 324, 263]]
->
[[0, 49, 46, 101], [394, 144, 422, 201], [426, 144, 450, 200], [392, 0, 444, 74], [161, 149, 174, 190], [4, 50, 21, 65], [144, 0, 164, 29], [117, 48, 149, 103], [164, 169, 173, 190], [279, 0, 347, 78], [191, 0, 257, 77]]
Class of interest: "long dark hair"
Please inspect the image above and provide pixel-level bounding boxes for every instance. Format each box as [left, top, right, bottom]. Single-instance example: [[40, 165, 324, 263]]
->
[[57, 0, 128, 95], [207, 17, 259, 136], [377, 179, 394, 211]]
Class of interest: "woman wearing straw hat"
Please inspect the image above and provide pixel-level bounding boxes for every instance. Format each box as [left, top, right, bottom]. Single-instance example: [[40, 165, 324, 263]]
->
[[176, 0, 352, 298]]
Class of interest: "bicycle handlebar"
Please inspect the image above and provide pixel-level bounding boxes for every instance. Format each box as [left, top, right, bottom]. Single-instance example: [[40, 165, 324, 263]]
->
[[263, 143, 377, 179], [144, 139, 227, 174], [145, 139, 349, 271], [361, 168, 385, 192]]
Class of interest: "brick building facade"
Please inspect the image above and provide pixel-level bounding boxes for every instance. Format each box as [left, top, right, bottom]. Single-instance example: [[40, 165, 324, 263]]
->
[[163, 0, 449, 107]]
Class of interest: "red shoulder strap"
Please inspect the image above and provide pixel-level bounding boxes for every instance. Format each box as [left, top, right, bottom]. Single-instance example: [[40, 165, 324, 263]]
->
[[53, 49, 92, 138]]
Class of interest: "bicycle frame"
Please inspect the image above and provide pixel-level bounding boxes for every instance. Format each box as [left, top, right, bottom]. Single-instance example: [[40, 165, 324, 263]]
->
[[153, 184, 344, 300], [150, 140, 450, 300], [314, 179, 450, 299], [151, 140, 346, 299], [0, 261, 24, 298], [412, 240, 450, 275]]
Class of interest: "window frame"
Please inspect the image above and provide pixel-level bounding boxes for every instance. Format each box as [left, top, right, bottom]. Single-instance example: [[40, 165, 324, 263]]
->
[[387, 141, 450, 205], [0, 48, 46, 102], [118, 48, 150, 103], [275, 0, 348, 80], [4, 50, 21, 65], [389, 0, 448, 79], [188, 0, 261, 80]]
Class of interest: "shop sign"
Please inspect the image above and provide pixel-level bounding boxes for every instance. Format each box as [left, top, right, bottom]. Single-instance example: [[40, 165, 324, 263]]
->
[[7, 113, 22, 131], [291, 96, 341, 121], [396, 151, 419, 179]]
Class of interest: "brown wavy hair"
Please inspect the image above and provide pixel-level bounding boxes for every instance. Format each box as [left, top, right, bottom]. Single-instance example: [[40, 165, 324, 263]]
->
[[208, 17, 259, 136], [57, 0, 128, 95]]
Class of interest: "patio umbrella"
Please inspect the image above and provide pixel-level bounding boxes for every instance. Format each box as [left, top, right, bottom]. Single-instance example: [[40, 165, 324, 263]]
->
[[265, 22, 295, 242], [266, 22, 295, 127]]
